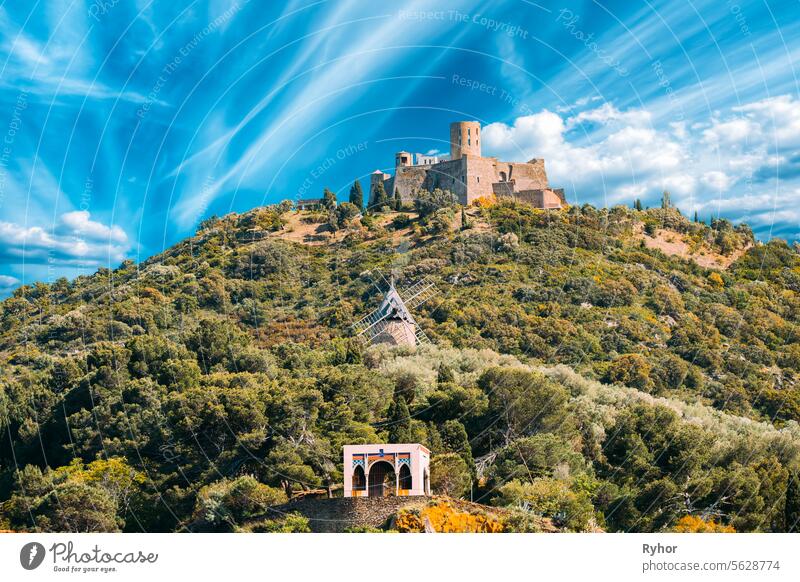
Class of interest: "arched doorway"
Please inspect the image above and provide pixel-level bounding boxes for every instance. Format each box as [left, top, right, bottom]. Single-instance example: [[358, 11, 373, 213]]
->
[[398, 464, 412, 492], [352, 465, 366, 495], [367, 461, 396, 497]]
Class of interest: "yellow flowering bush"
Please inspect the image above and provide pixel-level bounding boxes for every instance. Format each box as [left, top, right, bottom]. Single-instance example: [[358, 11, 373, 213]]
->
[[395, 501, 503, 533], [671, 515, 735, 533]]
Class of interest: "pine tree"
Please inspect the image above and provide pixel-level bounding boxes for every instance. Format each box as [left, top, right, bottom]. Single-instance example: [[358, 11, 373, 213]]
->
[[322, 188, 337, 210], [349, 179, 363, 211]]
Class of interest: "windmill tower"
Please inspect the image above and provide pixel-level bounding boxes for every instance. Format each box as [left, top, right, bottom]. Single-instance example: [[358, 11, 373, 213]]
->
[[352, 274, 437, 347]]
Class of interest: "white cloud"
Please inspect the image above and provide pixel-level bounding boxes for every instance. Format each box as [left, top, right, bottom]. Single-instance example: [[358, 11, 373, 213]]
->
[[483, 104, 685, 205], [734, 95, 800, 150], [669, 122, 688, 140], [653, 173, 696, 197], [701, 171, 733, 191], [567, 103, 651, 128], [58, 211, 128, 244], [702, 117, 760, 147], [483, 110, 566, 161], [0, 212, 129, 267], [0, 275, 19, 288], [701, 95, 800, 151], [482, 95, 800, 231]]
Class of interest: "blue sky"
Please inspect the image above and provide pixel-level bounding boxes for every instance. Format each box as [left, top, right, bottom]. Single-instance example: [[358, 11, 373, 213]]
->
[[0, 0, 798, 294]]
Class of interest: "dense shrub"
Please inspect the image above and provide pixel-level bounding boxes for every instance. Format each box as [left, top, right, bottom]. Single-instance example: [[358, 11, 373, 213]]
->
[[0, 202, 796, 533]]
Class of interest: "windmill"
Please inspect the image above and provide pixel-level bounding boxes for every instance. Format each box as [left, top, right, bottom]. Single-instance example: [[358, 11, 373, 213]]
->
[[352, 272, 437, 346]]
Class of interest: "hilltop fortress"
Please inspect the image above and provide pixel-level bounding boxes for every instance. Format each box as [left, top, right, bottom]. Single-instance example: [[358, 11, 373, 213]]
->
[[368, 121, 566, 209]]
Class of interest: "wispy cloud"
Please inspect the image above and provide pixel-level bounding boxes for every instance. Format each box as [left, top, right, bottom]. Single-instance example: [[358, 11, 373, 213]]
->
[[0, 5, 161, 104], [167, 0, 482, 228]]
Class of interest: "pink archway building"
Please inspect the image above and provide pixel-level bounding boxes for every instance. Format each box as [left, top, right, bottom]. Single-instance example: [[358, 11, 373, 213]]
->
[[343, 443, 431, 497]]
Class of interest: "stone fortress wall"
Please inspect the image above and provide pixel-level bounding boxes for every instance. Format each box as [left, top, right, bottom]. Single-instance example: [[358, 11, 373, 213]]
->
[[368, 121, 565, 209], [390, 165, 430, 202]]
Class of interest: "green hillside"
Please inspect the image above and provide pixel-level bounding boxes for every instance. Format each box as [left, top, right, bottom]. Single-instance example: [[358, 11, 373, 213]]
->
[[1, 198, 799, 532]]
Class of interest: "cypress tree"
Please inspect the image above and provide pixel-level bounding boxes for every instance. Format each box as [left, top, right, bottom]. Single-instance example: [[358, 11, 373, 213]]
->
[[387, 391, 411, 443], [437, 362, 455, 384], [394, 189, 402, 211], [349, 179, 363, 211], [373, 181, 389, 212], [441, 420, 475, 475]]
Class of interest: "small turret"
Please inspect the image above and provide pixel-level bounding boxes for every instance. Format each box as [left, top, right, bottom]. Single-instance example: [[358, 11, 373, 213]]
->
[[395, 151, 413, 167]]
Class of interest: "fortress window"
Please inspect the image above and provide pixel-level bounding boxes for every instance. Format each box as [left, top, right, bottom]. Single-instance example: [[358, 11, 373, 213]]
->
[[477, 176, 480, 183]]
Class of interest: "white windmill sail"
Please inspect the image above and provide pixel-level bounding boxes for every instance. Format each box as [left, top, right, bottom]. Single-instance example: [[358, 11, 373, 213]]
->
[[397, 277, 437, 310], [352, 275, 433, 346]]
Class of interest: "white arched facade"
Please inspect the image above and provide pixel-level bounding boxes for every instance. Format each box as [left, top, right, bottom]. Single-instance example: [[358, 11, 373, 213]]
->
[[343, 443, 431, 497]]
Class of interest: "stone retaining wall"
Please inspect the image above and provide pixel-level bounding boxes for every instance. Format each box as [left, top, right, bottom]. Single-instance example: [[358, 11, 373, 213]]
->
[[264, 496, 428, 533]]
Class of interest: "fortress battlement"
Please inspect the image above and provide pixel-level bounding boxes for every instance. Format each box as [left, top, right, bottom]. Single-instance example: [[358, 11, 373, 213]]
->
[[368, 121, 565, 210]]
